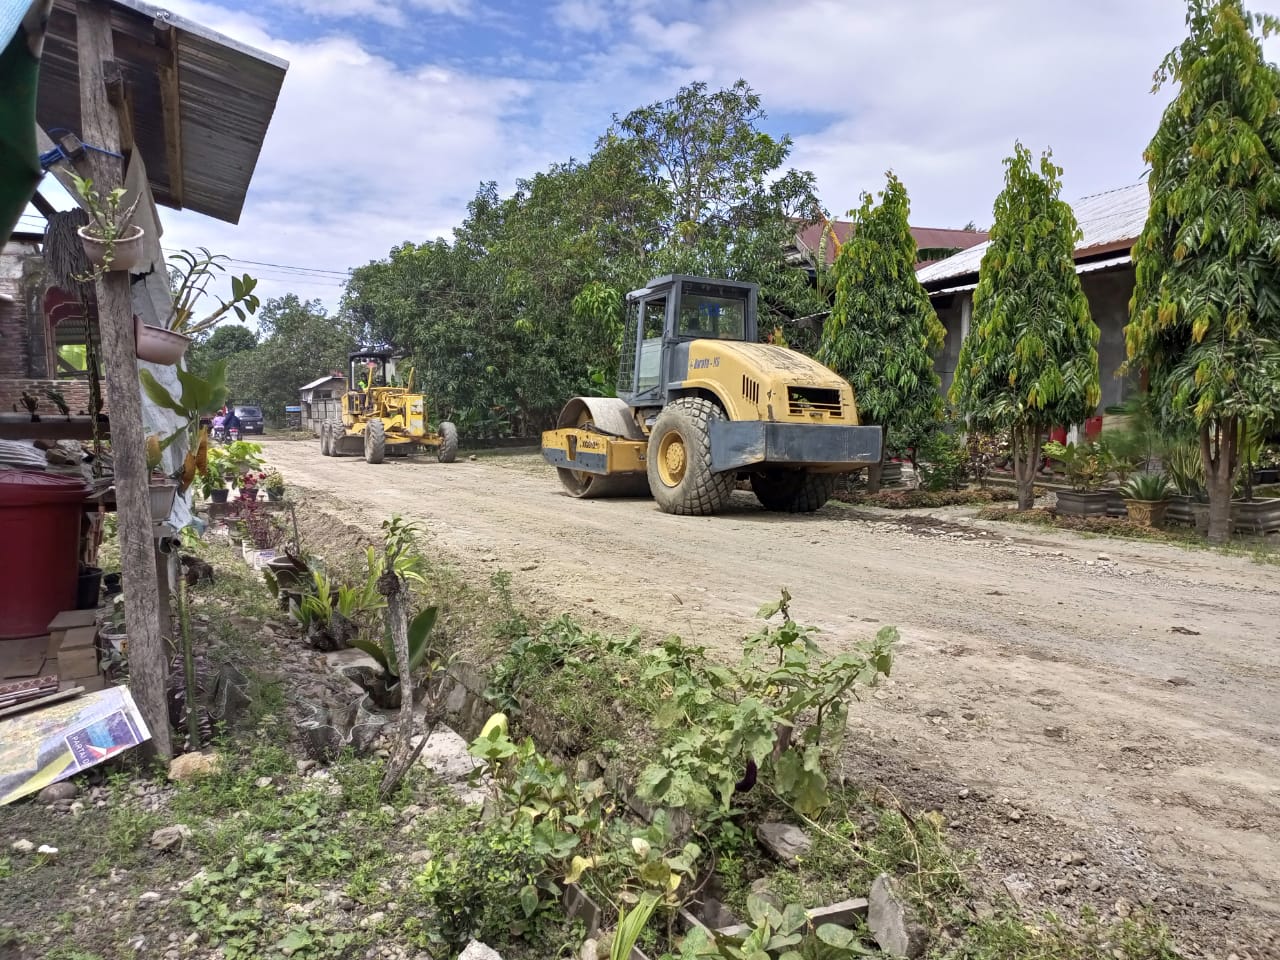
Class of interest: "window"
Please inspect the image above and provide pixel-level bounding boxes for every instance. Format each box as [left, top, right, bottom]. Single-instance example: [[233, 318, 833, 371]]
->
[[677, 282, 746, 341], [636, 296, 666, 391]]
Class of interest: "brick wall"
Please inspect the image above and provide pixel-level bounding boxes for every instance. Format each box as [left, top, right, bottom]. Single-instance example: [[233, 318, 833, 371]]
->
[[0, 378, 96, 416], [0, 241, 38, 379]]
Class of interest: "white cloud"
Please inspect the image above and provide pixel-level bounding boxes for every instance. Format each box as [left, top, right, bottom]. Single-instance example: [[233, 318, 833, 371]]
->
[[552, 0, 610, 33], [118, 0, 1280, 313]]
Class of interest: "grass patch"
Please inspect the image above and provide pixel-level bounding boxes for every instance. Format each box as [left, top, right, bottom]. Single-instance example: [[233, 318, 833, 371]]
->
[[834, 487, 1017, 509]]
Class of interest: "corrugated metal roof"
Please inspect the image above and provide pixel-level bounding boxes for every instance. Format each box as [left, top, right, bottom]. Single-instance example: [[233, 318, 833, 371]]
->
[[931, 253, 1132, 298], [300, 374, 345, 391], [917, 182, 1149, 288], [37, 0, 287, 224]]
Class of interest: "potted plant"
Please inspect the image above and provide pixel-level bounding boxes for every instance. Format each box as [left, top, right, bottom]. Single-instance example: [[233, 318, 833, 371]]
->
[[137, 249, 261, 365], [1256, 445, 1280, 486], [145, 434, 178, 522], [70, 173, 144, 273], [227, 520, 247, 546], [139, 362, 229, 497], [1164, 438, 1205, 525], [1043, 440, 1110, 517], [199, 467, 229, 504], [264, 469, 285, 502], [239, 470, 265, 501], [1230, 425, 1280, 534], [1119, 473, 1173, 528]]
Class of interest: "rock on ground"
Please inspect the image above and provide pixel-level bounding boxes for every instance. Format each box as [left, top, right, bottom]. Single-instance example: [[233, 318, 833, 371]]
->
[[456, 941, 503, 960], [168, 751, 221, 781], [150, 824, 193, 852], [756, 822, 811, 865], [867, 874, 928, 959], [37, 782, 78, 803]]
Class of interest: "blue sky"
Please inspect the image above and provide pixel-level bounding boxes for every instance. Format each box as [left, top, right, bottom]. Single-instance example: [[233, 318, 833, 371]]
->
[[22, 0, 1280, 312]]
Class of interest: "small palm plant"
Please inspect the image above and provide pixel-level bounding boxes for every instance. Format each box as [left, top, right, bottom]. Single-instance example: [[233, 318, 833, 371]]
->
[[1120, 472, 1173, 529]]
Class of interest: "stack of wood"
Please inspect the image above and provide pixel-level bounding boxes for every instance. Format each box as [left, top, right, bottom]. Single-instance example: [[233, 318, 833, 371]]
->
[[0, 610, 109, 719]]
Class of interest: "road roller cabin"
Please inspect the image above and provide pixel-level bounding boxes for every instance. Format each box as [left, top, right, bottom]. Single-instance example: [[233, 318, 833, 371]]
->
[[541, 275, 883, 515]]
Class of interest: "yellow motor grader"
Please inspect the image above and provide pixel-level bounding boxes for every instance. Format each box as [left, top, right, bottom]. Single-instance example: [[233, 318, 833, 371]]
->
[[321, 349, 458, 464], [541, 275, 882, 515]]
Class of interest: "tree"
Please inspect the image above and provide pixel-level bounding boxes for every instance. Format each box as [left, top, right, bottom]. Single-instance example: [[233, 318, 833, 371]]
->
[[950, 144, 1100, 510], [225, 295, 357, 425], [188, 323, 257, 376], [1127, 0, 1280, 543], [818, 172, 945, 491]]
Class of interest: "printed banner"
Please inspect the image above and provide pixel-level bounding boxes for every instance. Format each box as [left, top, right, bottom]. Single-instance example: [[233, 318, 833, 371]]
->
[[0, 686, 151, 804]]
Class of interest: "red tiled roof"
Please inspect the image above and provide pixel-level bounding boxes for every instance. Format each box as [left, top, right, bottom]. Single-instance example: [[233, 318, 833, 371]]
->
[[792, 220, 990, 266]]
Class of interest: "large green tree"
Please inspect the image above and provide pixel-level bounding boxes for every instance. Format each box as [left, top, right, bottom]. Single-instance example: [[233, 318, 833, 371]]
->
[[226, 295, 357, 426], [950, 144, 1100, 510], [343, 80, 825, 436], [1127, 0, 1280, 543], [818, 172, 944, 492], [188, 323, 257, 377]]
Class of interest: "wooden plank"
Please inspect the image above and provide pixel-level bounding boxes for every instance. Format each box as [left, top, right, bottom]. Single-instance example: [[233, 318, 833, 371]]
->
[[0, 687, 83, 721], [75, 0, 171, 760], [154, 20, 184, 210], [0, 413, 111, 442], [29, 191, 58, 218], [46, 610, 98, 633]]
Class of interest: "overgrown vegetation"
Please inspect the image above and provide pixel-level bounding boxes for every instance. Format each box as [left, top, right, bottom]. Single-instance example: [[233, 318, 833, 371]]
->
[[834, 487, 1018, 510]]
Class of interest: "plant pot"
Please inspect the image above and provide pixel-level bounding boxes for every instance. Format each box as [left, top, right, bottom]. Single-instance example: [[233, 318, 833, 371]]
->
[[1123, 498, 1170, 529], [1254, 468, 1280, 485], [76, 566, 102, 610], [1231, 496, 1280, 534], [266, 489, 283, 502], [1106, 489, 1128, 518], [1166, 493, 1196, 526], [1054, 489, 1110, 517], [77, 223, 146, 272], [149, 481, 178, 522], [241, 488, 259, 502], [135, 316, 193, 364], [103, 572, 122, 598], [210, 488, 229, 504], [266, 557, 307, 592], [101, 629, 127, 655]]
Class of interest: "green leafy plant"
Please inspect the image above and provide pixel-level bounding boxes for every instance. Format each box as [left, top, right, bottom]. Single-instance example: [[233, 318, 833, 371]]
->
[[1120, 473, 1173, 502], [949, 143, 1101, 510], [348, 606, 438, 681], [636, 591, 895, 817], [139, 361, 229, 490], [678, 894, 872, 958], [70, 172, 140, 245], [915, 429, 967, 492], [1043, 440, 1111, 492], [165, 248, 261, 335], [264, 469, 285, 495]]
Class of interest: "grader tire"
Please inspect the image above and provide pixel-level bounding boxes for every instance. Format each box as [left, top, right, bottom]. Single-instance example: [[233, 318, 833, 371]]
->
[[364, 418, 386, 464], [646, 397, 735, 516], [437, 421, 459, 463], [327, 418, 345, 457], [320, 422, 331, 456], [751, 469, 837, 513]]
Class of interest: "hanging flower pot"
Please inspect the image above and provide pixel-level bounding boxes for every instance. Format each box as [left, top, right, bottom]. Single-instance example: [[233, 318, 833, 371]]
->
[[149, 480, 178, 522], [135, 316, 193, 364], [77, 224, 146, 272]]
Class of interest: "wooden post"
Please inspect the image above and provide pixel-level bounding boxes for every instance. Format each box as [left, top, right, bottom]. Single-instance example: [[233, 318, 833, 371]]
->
[[77, 1, 171, 759]]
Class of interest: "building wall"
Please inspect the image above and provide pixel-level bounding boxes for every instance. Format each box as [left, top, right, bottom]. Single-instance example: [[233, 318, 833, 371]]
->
[[932, 293, 967, 399], [928, 265, 1138, 418], [0, 377, 94, 414], [0, 241, 45, 380], [1082, 267, 1139, 410]]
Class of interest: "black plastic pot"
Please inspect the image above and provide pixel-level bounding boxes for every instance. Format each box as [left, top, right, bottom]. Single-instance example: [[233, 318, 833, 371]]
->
[[103, 571, 122, 598], [210, 489, 230, 504], [76, 566, 103, 610]]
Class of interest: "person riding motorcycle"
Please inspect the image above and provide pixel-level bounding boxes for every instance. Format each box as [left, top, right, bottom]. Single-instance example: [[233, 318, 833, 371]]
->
[[223, 409, 242, 440], [211, 411, 226, 441]]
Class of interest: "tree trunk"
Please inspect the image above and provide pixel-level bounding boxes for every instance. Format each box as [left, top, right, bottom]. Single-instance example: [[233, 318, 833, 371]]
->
[[78, 2, 171, 759], [1011, 423, 1039, 511], [1200, 419, 1238, 545], [378, 570, 422, 799]]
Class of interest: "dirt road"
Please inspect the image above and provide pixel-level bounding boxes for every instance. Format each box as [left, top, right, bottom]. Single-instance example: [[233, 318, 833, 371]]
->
[[264, 438, 1280, 953]]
